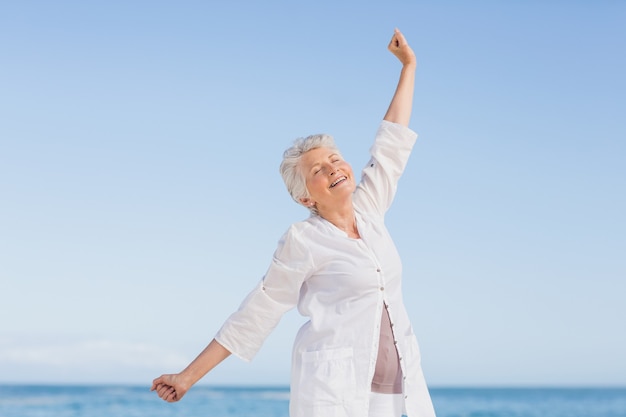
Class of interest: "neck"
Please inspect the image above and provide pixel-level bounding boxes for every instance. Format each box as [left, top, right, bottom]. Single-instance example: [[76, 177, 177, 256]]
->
[[317, 200, 359, 238]]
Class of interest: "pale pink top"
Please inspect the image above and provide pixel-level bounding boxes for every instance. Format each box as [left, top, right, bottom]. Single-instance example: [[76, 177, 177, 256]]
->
[[371, 305, 403, 394]]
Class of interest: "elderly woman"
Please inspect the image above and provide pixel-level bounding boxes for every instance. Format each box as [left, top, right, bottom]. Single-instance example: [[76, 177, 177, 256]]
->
[[152, 29, 437, 417]]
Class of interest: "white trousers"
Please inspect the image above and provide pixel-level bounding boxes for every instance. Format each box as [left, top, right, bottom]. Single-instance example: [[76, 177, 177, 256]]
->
[[368, 392, 406, 417]]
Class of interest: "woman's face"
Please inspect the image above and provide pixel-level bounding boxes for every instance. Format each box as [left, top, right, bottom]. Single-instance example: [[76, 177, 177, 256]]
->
[[298, 147, 355, 211]]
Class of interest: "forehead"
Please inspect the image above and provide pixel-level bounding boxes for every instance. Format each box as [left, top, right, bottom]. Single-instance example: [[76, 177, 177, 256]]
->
[[300, 147, 338, 167]]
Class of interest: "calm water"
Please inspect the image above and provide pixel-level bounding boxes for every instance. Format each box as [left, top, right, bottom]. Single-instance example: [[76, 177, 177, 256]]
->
[[1, 385, 625, 417]]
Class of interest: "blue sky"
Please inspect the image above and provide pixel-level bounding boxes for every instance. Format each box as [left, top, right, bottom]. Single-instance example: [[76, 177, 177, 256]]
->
[[1, 1, 624, 387]]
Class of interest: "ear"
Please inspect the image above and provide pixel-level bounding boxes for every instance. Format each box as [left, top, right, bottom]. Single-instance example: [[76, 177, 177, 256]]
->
[[299, 197, 316, 208]]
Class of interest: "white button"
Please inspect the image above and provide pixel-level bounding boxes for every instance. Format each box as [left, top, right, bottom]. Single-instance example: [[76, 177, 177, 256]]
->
[[376, 268, 381, 272], [380, 287, 384, 291]]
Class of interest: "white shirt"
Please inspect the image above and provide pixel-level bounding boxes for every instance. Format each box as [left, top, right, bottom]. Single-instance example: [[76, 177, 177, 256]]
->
[[215, 120, 437, 417]]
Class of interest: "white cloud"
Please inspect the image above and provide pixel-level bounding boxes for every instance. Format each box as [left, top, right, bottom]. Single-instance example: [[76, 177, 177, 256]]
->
[[0, 337, 190, 383]]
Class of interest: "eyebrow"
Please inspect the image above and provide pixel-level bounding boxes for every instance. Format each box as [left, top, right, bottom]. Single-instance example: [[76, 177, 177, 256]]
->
[[308, 153, 340, 173]]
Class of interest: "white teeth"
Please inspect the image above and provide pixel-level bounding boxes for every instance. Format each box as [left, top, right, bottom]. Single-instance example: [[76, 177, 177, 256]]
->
[[330, 176, 347, 188]]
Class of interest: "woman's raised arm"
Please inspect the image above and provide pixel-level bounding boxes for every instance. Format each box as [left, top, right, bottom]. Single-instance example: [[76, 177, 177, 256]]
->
[[383, 29, 417, 127]]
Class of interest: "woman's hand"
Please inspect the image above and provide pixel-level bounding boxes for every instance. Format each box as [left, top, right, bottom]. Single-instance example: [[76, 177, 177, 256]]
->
[[151, 373, 190, 403], [388, 28, 416, 67], [150, 339, 231, 403]]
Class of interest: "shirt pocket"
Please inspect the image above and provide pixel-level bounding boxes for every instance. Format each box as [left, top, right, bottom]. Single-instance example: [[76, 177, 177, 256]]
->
[[298, 347, 357, 406]]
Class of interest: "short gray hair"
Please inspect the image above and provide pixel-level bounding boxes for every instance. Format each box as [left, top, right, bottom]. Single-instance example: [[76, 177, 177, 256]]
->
[[280, 133, 341, 215]]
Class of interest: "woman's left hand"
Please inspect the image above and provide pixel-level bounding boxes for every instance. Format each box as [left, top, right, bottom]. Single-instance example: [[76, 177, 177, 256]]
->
[[388, 28, 416, 67]]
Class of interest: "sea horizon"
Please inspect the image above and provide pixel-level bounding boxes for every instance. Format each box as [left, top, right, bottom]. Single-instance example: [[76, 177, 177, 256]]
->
[[2, 384, 626, 417], [2, 382, 625, 388]]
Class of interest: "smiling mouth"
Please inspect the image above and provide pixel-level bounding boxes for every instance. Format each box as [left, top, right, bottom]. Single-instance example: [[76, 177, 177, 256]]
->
[[329, 176, 347, 188]]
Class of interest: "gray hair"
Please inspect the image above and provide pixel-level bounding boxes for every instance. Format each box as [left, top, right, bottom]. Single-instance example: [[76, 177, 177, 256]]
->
[[280, 133, 341, 215]]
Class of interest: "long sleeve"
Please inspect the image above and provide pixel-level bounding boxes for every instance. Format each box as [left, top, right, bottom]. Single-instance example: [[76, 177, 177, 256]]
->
[[214, 225, 313, 362], [354, 120, 418, 216]]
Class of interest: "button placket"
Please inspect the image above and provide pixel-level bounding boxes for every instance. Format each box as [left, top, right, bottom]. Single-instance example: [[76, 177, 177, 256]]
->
[[361, 238, 390, 387], [384, 296, 406, 387]]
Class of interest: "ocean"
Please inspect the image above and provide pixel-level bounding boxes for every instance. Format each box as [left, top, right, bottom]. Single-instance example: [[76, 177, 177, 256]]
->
[[1, 385, 625, 417]]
